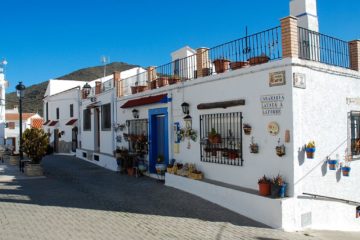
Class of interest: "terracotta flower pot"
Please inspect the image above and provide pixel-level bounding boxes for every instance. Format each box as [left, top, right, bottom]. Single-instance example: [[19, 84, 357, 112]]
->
[[248, 55, 270, 65], [305, 148, 316, 159], [230, 61, 249, 70], [157, 77, 168, 87], [168, 76, 180, 85], [258, 182, 271, 196], [127, 167, 134, 176], [342, 167, 351, 177], [213, 59, 230, 73], [208, 134, 222, 144], [131, 85, 147, 94], [150, 80, 157, 89]]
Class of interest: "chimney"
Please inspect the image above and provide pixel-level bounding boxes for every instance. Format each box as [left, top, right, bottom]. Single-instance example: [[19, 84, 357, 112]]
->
[[290, 0, 319, 32]]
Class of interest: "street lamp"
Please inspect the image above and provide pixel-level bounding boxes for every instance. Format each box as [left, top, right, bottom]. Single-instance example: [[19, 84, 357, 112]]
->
[[16, 81, 25, 172]]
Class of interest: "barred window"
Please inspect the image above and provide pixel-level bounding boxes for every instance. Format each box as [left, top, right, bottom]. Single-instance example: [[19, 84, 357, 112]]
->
[[350, 111, 360, 155], [101, 103, 111, 131]]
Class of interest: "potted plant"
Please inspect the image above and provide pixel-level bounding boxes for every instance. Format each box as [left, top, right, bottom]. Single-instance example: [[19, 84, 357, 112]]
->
[[131, 82, 147, 94], [228, 149, 239, 160], [258, 175, 271, 196], [167, 163, 174, 174], [230, 61, 249, 70], [276, 144, 286, 157], [123, 156, 134, 176], [250, 137, 259, 153], [305, 141, 316, 159], [208, 128, 222, 144], [22, 128, 49, 176], [327, 155, 339, 171], [243, 123, 252, 135], [155, 155, 166, 174], [150, 80, 157, 89], [189, 170, 203, 180], [271, 174, 287, 198], [157, 77, 168, 87], [213, 58, 231, 73], [248, 54, 270, 65], [342, 153, 352, 177], [168, 75, 181, 85]]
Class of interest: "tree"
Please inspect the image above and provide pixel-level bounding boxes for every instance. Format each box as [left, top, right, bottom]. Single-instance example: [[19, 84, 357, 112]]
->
[[22, 128, 49, 164]]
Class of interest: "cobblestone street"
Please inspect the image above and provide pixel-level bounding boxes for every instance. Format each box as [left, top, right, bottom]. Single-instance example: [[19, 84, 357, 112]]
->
[[0, 155, 357, 240]]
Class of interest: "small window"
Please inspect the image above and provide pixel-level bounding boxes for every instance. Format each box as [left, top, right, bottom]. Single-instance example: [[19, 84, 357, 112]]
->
[[350, 111, 360, 155], [83, 109, 91, 131], [70, 104, 74, 118], [46, 102, 49, 121], [101, 103, 111, 131], [8, 122, 15, 129], [56, 108, 59, 119], [174, 59, 180, 75]]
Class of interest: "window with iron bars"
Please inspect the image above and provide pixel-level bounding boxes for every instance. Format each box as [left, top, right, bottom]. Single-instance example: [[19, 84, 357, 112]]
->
[[125, 119, 148, 154], [200, 112, 243, 166], [350, 111, 360, 155]]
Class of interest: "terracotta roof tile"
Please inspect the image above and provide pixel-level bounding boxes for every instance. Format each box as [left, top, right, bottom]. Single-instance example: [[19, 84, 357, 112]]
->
[[6, 113, 36, 121]]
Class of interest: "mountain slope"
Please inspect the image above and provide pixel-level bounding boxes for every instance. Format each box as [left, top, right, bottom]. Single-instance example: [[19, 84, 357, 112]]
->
[[5, 62, 139, 116]]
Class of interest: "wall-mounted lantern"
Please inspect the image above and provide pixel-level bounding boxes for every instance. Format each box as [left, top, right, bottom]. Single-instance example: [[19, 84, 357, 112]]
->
[[132, 109, 139, 119], [181, 102, 190, 115], [83, 83, 91, 98]]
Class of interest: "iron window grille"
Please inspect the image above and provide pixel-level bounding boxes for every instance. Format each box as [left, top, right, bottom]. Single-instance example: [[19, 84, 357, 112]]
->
[[350, 111, 360, 155], [70, 104, 74, 118], [200, 112, 243, 166], [126, 119, 148, 154]]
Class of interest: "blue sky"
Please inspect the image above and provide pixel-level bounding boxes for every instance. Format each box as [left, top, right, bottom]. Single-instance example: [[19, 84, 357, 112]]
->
[[1, 0, 359, 92]]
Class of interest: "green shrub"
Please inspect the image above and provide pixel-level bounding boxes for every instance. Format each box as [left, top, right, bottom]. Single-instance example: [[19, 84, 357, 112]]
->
[[22, 128, 49, 164]]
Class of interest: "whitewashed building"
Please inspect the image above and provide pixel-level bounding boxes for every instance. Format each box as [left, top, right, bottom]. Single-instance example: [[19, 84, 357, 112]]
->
[[0, 60, 8, 145], [110, 0, 360, 232], [5, 107, 43, 152]]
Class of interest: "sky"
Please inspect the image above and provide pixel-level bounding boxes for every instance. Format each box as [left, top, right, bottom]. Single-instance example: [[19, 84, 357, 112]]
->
[[1, 0, 359, 92]]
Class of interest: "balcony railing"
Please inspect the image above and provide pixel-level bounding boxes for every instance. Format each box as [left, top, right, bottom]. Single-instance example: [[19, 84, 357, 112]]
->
[[118, 26, 282, 96], [298, 27, 350, 68]]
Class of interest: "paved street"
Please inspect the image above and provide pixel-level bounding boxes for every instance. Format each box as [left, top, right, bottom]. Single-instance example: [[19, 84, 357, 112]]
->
[[0, 155, 358, 240]]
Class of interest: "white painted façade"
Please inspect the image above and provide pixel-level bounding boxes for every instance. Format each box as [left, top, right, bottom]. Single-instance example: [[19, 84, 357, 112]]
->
[[43, 0, 360, 232]]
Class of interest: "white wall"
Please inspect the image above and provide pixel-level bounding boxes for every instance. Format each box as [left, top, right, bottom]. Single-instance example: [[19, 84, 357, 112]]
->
[[292, 58, 360, 202], [45, 79, 87, 97], [117, 59, 295, 194], [43, 87, 80, 150]]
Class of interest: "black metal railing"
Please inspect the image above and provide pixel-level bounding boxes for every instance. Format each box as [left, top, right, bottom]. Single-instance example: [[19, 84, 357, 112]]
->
[[298, 27, 350, 68], [119, 26, 282, 95], [200, 112, 243, 166]]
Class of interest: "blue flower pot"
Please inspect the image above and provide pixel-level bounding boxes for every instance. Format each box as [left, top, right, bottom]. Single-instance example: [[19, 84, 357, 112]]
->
[[279, 183, 287, 198], [342, 167, 351, 177], [328, 160, 338, 170], [305, 148, 316, 159]]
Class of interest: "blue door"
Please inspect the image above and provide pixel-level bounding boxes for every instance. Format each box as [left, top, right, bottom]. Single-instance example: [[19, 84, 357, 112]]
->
[[149, 108, 169, 173]]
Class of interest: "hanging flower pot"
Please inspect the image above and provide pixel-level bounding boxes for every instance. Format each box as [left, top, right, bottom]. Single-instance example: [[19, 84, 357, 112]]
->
[[276, 145, 286, 157], [250, 143, 259, 153], [213, 59, 231, 73], [328, 159, 338, 170], [305, 141, 316, 159], [243, 124, 252, 135], [341, 166, 351, 177]]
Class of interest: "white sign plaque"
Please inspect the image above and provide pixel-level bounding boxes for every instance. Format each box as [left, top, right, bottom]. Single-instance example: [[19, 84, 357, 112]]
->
[[261, 94, 285, 116], [269, 71, 286, 87]]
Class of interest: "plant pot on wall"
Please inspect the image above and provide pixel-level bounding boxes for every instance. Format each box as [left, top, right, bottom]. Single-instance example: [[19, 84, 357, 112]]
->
[[341, 166, 351, 177], [157, 77, 168, 87], [230, 61, 249, 70], [328, 159, 338, 170], [305, 148, 316, 159], [168, 76, 180, 85], [213, 59, 230, 73], [248, 55, 270, 65], [131, 85, 147, 94], [258, 182, 271, 196], [150, 80, 157, 89]]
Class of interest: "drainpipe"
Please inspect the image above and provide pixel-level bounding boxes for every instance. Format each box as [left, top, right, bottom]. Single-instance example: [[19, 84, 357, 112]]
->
[[169, 91, 174, 161], [112, 87, 116, 154]]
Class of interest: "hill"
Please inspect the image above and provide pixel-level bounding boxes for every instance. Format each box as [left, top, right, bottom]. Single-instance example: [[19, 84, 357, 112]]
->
[[5, 62, 139, 116]]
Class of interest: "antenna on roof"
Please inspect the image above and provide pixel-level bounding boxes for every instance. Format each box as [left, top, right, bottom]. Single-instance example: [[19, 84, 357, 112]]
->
[[100, 56, 110, 78]]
